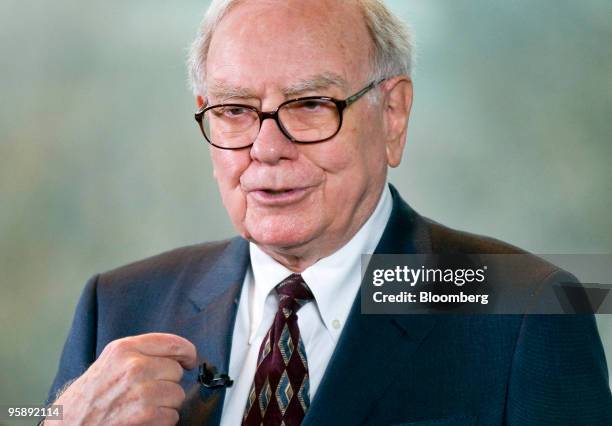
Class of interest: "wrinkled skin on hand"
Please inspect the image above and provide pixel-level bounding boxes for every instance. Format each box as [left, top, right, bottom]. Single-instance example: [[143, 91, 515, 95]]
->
[[47, 333, 197, 426]]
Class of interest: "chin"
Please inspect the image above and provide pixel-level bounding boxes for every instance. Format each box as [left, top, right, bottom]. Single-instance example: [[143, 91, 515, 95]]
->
[[244, 215, 320, 253]]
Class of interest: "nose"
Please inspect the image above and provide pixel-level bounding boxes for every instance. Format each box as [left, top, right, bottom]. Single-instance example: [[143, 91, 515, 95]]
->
[[249, 115, 299, 164]]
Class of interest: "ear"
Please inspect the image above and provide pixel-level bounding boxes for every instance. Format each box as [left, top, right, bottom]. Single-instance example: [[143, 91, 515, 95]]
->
[[195, 95, 217, 178], [382, 77, 413, 168], [196, 95, 205, 109]]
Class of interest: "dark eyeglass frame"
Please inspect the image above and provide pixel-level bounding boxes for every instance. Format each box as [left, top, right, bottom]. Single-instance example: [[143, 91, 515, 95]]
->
[[194, 78, 385, 150]]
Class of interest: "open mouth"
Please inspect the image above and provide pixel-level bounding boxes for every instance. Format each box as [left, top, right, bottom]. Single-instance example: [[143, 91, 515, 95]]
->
[[263, 189, 294, 195], [249, 186, 310, 204]]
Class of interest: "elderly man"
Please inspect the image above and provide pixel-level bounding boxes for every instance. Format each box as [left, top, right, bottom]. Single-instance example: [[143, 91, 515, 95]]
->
[[46, 0, 610, 425]]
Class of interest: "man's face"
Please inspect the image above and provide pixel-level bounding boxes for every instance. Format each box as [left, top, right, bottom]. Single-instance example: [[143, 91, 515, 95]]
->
[[203, 0, 406, 267]]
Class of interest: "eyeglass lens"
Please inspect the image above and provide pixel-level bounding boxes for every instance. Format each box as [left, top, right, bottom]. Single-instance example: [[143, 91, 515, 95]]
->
[[203, 98, 340, 148]]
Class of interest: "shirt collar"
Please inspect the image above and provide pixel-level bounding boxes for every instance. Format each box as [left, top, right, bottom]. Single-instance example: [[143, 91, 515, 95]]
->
[[248, 182, 393, 342]]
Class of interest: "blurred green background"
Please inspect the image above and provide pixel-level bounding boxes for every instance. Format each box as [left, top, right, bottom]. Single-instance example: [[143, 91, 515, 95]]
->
[[1, 0, 610, 415]]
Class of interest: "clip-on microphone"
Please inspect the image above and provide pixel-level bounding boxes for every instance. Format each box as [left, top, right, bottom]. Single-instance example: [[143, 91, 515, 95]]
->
[[198, 362, 234, 390]]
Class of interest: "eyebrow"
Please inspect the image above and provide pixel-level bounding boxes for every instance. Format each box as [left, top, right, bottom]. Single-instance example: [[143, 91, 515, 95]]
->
[[207, 81, 258, 102], [207, 72, 349, 102], [282, 72, 349, 98]]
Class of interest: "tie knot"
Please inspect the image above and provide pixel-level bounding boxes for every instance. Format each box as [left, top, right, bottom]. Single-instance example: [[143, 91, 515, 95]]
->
[[275, 274, 314, 312]]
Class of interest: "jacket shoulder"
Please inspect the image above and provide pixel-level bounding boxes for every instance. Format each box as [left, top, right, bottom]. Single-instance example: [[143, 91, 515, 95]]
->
[[420, 217, 568, 283], [96, 237, 244, 293], [425, 218, 526, 255]]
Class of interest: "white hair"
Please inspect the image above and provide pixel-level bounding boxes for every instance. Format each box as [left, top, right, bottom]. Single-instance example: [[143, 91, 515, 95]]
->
[[187, 0, 413, 97]]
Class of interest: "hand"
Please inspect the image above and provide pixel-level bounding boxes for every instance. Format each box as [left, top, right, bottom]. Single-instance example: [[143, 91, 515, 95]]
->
[[50, 333, 197, 425]]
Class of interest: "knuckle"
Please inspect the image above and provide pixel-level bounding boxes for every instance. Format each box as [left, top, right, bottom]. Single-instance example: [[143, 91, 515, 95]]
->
[[104, 337, 131, 357], [137, 381, 157, 401], [172, 384, 186, 403], [172, 361, 184, 379], [124, 357, 147, 379], [165, 408, 180, 425], [132, 406, 157, 425], [160, 382, 186, 408], [166, 335, 186, 354], [167, 341, 181, 355], [166, 334, 191, 353], [158, 407, 180, 425]]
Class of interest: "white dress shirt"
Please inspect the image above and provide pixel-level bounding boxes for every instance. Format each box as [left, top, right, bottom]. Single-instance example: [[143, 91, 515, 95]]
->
[[219, 184, 392, 425]]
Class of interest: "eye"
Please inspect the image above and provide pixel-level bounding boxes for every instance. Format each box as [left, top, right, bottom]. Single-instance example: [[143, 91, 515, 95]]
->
[[209, 105, 253, 119], [299, 99, 326, 111], [221, 106, 250, 117]]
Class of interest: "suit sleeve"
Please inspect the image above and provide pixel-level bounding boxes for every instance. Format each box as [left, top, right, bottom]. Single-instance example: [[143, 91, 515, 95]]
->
[[45, 274, 100, 405], [505, 270, 612, 424]]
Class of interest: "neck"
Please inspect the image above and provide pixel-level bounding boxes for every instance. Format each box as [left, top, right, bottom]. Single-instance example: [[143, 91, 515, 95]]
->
[[258, 239, 343, 273]]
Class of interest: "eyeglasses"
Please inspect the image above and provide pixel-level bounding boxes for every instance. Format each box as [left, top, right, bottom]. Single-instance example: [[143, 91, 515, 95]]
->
[[194, 79, 384, 150]]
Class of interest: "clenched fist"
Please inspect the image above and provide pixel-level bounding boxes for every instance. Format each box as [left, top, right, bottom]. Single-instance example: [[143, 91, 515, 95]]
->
[[48, 333, 197, 425]]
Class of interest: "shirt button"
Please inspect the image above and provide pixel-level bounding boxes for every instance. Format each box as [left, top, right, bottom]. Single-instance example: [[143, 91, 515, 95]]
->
[[332, 319, 341, 330]]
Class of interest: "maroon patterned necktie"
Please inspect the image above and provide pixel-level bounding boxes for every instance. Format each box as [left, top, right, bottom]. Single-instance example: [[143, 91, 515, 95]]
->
[[242, 274, 314, 426]]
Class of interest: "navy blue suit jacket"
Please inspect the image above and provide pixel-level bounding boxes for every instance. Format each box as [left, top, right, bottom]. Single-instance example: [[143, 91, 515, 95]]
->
[[48, 186, 611, 425]]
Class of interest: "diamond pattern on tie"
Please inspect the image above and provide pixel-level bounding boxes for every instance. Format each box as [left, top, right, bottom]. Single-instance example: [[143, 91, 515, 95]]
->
[[259, 332, 272, 367], [297, 374, 310, 413], [275, 370, 294, 415], [242, 274, 314, 426], [259, 378, 272, 417], [244, 386, 257, 420], [297, 338, 308, 369], [278, 324, 294, 365]]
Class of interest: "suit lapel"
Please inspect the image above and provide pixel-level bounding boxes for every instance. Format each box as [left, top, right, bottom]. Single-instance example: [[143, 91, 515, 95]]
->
[[178, 237, 250, 426], [304, 185, 438, 425]]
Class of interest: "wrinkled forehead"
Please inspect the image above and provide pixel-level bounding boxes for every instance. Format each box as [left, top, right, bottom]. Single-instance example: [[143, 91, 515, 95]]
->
[[205, 0, 373, 96]]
